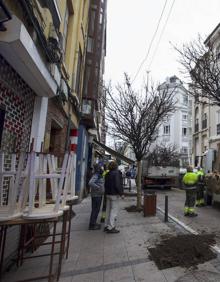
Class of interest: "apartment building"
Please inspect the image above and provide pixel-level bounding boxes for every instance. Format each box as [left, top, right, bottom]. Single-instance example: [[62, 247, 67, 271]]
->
[[0, 0, 91, 266], [192, 24, 220, 170], [75, 0, 107, 198], [192, 23, 220, 170], [156, 76, 192, 167]]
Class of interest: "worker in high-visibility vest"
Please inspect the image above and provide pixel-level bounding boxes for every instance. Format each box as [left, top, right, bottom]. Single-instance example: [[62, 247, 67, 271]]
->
[[182, 166, 199, 217], [196, 167, 205, 207]]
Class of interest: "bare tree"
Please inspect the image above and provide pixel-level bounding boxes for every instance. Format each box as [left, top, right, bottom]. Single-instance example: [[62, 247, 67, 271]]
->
[[175, 36, 220, 105], [146, 143, 180, 168], [103, 74, 176, 209]]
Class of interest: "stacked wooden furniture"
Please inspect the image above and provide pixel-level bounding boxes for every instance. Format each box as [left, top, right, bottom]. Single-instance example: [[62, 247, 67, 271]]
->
[[0, 150, 78, 281]]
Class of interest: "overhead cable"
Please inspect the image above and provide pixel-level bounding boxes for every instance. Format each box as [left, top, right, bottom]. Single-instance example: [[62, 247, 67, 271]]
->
[[148, 0, 176, 69], [131, 0, 169, 84]]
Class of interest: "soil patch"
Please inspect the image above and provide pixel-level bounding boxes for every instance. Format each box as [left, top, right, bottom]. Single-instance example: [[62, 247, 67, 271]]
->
[[124, 205, 143, 212], [148, 234, 216, 269]]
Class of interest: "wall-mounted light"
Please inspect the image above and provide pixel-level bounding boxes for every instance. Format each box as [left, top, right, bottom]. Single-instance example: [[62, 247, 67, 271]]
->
[[0, 0, 12, 31]]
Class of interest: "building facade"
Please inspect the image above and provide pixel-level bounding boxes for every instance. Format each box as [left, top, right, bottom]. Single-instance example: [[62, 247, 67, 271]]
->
[[192, 23, 220, 170], [156, 76, 192, 167], [76, 0, 107, 199], [0, 0, 92, 267]]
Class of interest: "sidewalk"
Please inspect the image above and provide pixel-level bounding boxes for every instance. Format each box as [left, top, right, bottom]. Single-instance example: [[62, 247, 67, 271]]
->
[[2, 195, 220, 282]]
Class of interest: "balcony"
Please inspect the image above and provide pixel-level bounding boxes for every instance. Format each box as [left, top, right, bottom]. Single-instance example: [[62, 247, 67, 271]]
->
[[202, 119, 207, 129], [217, 123, 220, 135], [195, 123, 199, 133], [0, 16, 57, 97]]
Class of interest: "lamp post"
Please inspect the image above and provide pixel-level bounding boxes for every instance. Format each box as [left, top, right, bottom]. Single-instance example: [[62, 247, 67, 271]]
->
[[0, 0, 12, 31]]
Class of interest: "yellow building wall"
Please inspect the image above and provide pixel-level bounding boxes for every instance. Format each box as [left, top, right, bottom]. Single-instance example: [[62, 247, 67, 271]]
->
[[5, 0, 90, 129], [58, 0, 90, 128]]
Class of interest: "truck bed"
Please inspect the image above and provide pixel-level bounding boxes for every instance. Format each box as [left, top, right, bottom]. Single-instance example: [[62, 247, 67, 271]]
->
[[143, 175, 177, 189]]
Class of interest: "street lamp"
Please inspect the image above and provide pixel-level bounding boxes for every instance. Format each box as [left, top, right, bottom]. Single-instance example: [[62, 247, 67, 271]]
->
[[0, 0, 12, 31]]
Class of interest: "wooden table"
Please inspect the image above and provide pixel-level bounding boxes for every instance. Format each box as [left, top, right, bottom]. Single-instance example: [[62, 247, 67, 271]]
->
[[0, 210, 69, 282]]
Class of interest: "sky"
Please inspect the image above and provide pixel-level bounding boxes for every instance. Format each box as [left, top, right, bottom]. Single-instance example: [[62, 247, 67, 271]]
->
[[104, 0, 220, 88]]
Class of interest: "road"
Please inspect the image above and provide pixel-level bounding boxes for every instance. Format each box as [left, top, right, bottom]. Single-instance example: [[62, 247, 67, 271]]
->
[[156, 188, 220, 244]]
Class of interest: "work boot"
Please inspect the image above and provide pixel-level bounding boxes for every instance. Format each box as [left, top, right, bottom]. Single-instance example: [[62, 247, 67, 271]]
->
[[188, 213, 198, 217], [103, 226, 109, 232], [89, 224, 101, 230], [106, 227, 120, 234]]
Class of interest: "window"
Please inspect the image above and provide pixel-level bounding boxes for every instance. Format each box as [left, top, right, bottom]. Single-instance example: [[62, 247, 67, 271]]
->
[[202, 113, 207, 120], [182, 147, 188, 154], [170, 76, 176, 83], [89, 9, 96, 36], [182, 114, 187, 120], [163, 125, 170, 135], [87, 37, 94, 53], [63, 4, 69, 54], [83, 64, 92, 97], [216, 110, 220, 124], [75, 47, 83, 95], [182, 127, 187, 136], [183, 95, 188, 105], [216, 45, 220, 60], [202, 113, 207, 129]]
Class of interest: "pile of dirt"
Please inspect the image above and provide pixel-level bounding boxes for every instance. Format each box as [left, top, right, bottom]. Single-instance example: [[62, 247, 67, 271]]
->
[[148, 234, 216, 269], [124, 205, 143, 212]]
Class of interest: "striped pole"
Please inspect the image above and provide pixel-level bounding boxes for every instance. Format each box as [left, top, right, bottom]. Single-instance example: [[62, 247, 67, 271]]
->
[[70, 129, 78, 152]]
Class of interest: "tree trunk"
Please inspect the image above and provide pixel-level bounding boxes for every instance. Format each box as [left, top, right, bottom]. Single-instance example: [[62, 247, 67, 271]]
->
[[136, 160, 142, 209]]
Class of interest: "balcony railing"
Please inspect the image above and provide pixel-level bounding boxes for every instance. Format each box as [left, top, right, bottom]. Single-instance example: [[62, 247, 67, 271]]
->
[[217, 123, 220, 135], [195, 123, 199, 133], [202, 119, 207, 129]]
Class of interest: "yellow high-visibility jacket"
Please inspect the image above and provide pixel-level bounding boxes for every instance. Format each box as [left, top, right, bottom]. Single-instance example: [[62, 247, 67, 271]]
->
[[183, 172, 198, 186]]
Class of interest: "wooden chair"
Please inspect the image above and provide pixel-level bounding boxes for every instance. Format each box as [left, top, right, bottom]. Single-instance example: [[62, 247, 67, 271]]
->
[[0, 152, 25, 221], [22, 151, 69, 219]]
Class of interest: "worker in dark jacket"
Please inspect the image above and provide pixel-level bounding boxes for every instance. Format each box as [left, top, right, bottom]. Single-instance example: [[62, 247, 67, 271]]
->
[[88, 164, 104, 230], [182, 166, 198, 217], [196, 167, 205, 207], [104, 161, 123, 233]]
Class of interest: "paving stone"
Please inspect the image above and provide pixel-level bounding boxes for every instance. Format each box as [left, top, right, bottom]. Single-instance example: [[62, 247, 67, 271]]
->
[[132, 261, 166, 282], [176, 270, 220, 282], [162, 266, 186, 282], [71, 270, 103, 282], [197, 261, 220, 273], [104, 265, 134, 282]]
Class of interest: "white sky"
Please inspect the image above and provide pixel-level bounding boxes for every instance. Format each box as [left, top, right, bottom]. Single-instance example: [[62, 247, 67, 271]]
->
[[104, 0, 220, 88]]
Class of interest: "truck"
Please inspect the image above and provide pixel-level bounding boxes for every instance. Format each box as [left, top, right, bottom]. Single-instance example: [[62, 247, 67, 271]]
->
[[142, 161, 179, 189], [200, 149, 220, 204]]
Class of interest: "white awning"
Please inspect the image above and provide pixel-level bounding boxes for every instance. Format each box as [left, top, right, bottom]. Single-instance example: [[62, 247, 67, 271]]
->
[[93, 140, 135, 164], [0, 16, 57, 98]]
